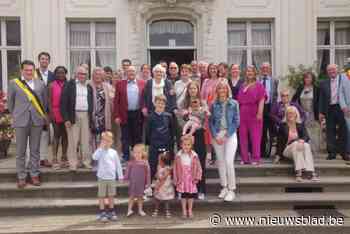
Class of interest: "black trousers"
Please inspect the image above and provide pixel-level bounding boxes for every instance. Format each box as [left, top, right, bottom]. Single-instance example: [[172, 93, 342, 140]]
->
[[326, 104, 347, 156], [148, 144, 171, 181], [261, 104, 272, 158], [121, 110, 143, 161], [193, 129, 207, 194]]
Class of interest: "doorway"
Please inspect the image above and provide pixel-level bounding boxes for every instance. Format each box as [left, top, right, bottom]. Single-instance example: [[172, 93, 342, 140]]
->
[[148, 19, 196, 67], [150, 49, 195, 68]]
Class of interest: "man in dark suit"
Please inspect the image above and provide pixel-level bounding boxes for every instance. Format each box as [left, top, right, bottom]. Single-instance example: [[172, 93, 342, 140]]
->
[[114, 66, 145, 161], [319, 64, 349, 161], [7, 60, 48, 188], [35, 52, 55, 168], [259, 62, 279, 158]]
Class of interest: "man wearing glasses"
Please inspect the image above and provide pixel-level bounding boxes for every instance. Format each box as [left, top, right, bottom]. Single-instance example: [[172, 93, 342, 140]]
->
[[60, 66, 94, 171]]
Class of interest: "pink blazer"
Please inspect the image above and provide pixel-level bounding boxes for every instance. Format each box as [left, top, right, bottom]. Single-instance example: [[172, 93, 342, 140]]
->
[[173, 150, 202, 185]]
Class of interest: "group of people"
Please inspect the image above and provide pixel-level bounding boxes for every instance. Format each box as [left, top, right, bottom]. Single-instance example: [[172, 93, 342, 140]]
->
[[6, 51, 350, 221]]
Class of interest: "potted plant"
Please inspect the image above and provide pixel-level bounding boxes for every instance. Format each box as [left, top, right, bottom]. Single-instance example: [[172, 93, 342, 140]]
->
[[0, 92, 14, 158]]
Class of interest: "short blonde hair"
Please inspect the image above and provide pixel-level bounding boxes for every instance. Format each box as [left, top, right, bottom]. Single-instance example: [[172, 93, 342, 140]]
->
[[181, 134, 194, 146], [283, 106, 302, 124], [180, 64, 192, 73], [101, 131, 114, 142]]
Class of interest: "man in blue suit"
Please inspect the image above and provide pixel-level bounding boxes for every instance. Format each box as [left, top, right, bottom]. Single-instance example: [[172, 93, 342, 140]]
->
[[36, 52, 55, 167], [259, 62, 279, 158]]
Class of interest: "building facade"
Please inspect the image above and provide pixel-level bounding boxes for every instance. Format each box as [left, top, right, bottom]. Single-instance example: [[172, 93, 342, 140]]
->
[[0, 0, 349, 91]]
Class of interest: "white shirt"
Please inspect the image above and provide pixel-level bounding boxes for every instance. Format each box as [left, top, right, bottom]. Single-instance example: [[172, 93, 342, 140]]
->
[[39, 69, 49, 85], [93, 148, 123, 180], [75, 81, 89, 111], [330, 75, 340, 105], [22, 76, 34, 90], [174, 79, 190, 109], [180, 153, 192, 166]]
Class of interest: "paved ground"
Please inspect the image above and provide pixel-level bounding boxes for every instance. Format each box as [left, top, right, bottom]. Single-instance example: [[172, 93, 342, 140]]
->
[[0, 209, 349, 233]]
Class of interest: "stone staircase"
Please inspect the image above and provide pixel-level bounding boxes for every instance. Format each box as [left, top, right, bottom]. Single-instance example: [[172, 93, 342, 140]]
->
[[1, 153, 350, 233], [1, 161, 350, 215]]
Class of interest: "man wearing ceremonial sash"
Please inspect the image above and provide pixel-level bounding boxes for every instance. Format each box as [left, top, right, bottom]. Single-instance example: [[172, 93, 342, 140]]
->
[[7, 60, 48, 188]]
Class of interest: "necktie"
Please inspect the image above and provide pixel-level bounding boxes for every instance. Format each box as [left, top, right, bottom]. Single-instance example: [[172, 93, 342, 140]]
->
[[263, 76, 267, 88]]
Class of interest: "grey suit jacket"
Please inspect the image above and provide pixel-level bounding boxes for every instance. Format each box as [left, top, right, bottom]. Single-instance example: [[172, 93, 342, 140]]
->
[[7, 78, 48, 128], [259, 76, 279, 105], [339, 73, 350, 109]]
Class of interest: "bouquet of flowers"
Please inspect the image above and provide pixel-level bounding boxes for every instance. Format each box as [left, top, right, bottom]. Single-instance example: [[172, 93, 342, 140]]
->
[[0, 113, 14, 141], [0, 91, 14, 157]]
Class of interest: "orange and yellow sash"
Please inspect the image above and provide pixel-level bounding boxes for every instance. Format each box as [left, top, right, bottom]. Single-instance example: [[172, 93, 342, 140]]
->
[[14, 78, 46, 118]]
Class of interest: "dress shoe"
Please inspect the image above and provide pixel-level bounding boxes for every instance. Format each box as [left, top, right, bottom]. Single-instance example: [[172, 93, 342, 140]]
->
[[326, 154, 336, 160], [17, 179, 26, 189], [342, 154, 350, 161], [31, 176, 41, 186], [40, 160, 52, 168]]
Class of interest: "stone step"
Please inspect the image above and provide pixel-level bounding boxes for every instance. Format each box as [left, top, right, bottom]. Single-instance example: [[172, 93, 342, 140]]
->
[[1, 193, 350, 217], [0, 176, 350, 199], [1, 162, 349, 183]]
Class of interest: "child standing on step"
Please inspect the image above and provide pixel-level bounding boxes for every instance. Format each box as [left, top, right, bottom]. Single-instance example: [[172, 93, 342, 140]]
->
[[152, 151, 175, 218], [93, 131, 123, 222], [173, 135, 202, 219], [146, 94, 175, 181], [125, 144, 151, 217]]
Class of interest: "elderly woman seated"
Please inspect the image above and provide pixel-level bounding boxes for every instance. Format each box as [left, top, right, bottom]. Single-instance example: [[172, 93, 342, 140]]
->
[[270, 89, 305, 132], [276, 106, 319, 182]]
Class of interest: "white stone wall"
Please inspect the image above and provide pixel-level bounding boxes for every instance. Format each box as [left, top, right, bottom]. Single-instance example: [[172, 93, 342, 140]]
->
[[0, 0, 349, 85]]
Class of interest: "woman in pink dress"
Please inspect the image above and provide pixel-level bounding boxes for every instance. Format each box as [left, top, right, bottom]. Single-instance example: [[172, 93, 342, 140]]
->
[[237, 65, 266, 165]]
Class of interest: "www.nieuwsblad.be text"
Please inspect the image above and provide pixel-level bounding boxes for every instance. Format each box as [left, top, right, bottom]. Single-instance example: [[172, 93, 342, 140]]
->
[[208, 213, 345, 226]]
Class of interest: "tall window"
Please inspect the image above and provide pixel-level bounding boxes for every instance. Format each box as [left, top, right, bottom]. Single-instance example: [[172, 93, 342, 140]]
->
[[317, 20, 350, 74], [68, 21, 116, 76], [0, 18, 21, 91], [227, 21, 273, 71]]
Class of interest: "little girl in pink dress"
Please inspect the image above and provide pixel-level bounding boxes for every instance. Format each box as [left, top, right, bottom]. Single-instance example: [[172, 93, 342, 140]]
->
[[173, 135, 202, 219], [152, 151, 175, 218]]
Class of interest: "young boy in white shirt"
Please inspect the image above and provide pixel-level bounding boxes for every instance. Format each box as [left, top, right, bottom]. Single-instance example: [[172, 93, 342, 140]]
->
[[93, 131, 123, 222]]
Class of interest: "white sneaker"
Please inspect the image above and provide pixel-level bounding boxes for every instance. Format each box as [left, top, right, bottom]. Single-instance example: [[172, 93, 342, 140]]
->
[[198, 193, 205, 200], [139, 210, 146, 216], [224, 190, 235, 202], [218, 187, 228, 199]]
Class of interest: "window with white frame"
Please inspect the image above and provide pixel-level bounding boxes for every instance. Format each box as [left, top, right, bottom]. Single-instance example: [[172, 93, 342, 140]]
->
[[0, 18, 21, 91], [227, 21, 273, 71], [317, 20, 350, 74], [67, 21, 116, 76]]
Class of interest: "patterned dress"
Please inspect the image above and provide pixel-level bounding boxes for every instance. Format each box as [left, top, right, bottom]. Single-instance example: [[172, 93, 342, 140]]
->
[[95, 86, 106, 134], [176, 153, 198, 194], [154, 166, 175, 201]]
